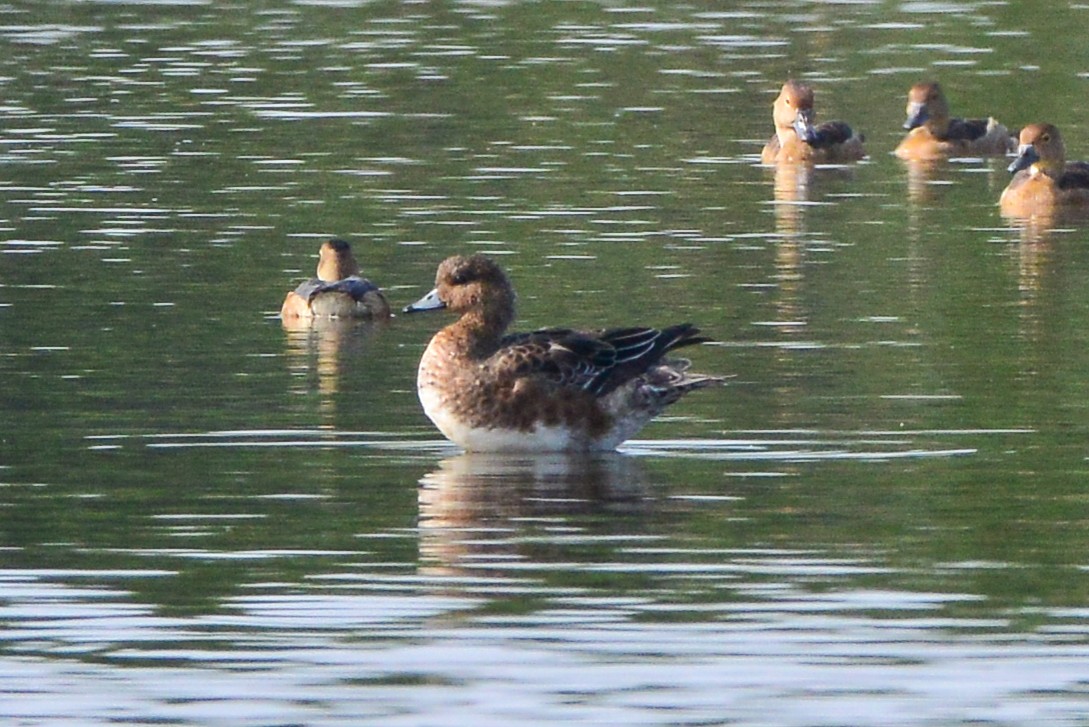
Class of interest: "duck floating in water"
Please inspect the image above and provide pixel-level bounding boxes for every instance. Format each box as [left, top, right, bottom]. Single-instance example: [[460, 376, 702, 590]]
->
[[999, 123, 1089, 218], [280, 239, 391, 320], [894, 81, 1015, 161], [761, 80, 865, 164], [403, 254, 723, 452]]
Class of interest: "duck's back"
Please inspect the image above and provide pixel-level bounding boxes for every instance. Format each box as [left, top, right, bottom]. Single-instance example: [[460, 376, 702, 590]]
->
[[282, 276, 389, 319], [897, 117, 1012, 160], [1059, 161, 1089, 192]]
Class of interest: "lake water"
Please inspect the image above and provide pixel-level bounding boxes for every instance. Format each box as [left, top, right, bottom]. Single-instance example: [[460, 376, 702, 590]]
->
[[5, 1, 1089, 724]]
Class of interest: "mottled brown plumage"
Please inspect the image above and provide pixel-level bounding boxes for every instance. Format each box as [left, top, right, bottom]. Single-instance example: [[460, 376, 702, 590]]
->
[[404, 255, 723, 452]]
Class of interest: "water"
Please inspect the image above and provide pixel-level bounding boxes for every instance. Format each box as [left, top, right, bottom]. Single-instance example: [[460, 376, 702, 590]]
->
[[5, 0, 1089, 724]]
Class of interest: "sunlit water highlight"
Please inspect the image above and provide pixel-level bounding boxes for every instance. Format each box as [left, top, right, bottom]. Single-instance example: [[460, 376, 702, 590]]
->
[[5, 0, 1089, 725]]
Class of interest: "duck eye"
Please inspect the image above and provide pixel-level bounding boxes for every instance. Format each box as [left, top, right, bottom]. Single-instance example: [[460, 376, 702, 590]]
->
[[1041, 134, 1051, 143]]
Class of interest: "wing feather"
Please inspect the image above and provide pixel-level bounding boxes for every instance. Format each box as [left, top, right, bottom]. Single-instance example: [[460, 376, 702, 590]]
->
[[1060, 162, 1089, 191], [489, 324, 710, 396], [294, 276, 380, 302], [806, 121, 858, 149], [943, 117, 991, 143]]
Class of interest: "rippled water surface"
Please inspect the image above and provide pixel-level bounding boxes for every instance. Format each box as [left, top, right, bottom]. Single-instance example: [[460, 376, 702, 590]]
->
[[6, 1, 1089, 725]]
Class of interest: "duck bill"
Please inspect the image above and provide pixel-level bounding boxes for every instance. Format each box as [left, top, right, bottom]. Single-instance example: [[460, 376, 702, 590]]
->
[[903, 102, 928, 130], [403, 288, 446, 314], [1007, 144, 1039, 174], [792, 109, 817, 144]]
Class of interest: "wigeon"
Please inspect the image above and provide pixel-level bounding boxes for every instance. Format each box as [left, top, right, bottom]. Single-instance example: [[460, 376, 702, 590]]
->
[[403, 255, 723, 452], [1000, 123, 1089, 217], [895, 81, 1015, 160], [280, 239, 390, 320], [761, 80, 865, 164]]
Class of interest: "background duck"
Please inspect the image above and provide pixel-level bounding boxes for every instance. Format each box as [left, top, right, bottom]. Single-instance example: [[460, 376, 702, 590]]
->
[[403, 254, 723, 452], [895, 81, 1015, 160], [1000, 123, 1089, 217], [280, 238, 391, 320], [760, 80, 865, 164]]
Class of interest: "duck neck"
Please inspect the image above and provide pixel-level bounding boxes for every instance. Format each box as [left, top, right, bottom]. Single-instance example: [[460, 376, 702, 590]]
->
[[452, 303, 514, 359], [1032, 159, 1063, 180], [924, 114, 950, 139], [776, 125, 799, 145]]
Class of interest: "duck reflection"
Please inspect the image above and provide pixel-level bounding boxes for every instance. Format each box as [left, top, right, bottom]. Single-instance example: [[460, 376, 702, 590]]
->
[[769, 161, 858, 237], [418, 453, 647, 577], [900, 157, 949, 209], [1001, 204, 1089, 244], [1002, 214, 1067, 347], [282, 316, 386, 419], [769, 162, 814, 328], [1001, 200, 1089, 310], [767, 162, 827, 429], [769, 163, 856, 336], [770, 160, 812, 238]]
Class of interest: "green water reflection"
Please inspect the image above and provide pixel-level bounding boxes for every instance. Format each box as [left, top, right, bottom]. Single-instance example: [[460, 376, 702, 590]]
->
[[4, 0, 1089, 722]]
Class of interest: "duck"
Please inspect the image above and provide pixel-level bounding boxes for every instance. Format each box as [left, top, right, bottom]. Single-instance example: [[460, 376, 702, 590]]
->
[[280, 238, 391, 320], [999, 123, 1089, 216], [403, 254, 723, 452], [760, 80, 866, 164], [895, 81, 1015, 160]]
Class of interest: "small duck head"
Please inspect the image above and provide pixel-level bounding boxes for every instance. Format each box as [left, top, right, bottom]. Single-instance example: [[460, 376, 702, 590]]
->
[[404, 254, 517, 330], [316, 238, 361, 281], [903, 81, 949, 131], [1008, 123, 1066, 177], [773, 80, 818, 142]]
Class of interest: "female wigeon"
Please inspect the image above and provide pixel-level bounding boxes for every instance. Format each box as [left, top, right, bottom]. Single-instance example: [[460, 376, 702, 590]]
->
[[403, 255, 723, 452], [1000, 123, 1089, 217], [761, 80, 865, 164], [280, 239, 391, 320], [895, 82, 1015, 160]]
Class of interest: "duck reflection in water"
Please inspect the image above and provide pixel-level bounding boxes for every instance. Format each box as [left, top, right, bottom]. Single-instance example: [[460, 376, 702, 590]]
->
[[900, 157, 954, 208], [282, 317, 385, 419], [417, 453, 647, 578], [769, 162, 811, 333], [768, 162, 857, 328]]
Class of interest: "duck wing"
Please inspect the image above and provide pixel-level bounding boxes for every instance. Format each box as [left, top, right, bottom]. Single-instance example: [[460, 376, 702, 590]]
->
[[493, 324, 709, 396], [294, 275, 380, 302], [1059, 162, 1089, 191], [944, 117, 991, 142], [804, 121, 859, 149]]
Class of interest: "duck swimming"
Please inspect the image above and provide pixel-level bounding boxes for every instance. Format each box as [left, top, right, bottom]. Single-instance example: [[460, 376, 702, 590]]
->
[[280, 239, 391, 320], [761, 80, 865, 164], [1000, 123, 1089, 217], [895, 81, 1014, 160], [403, 255, 723, 452]]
